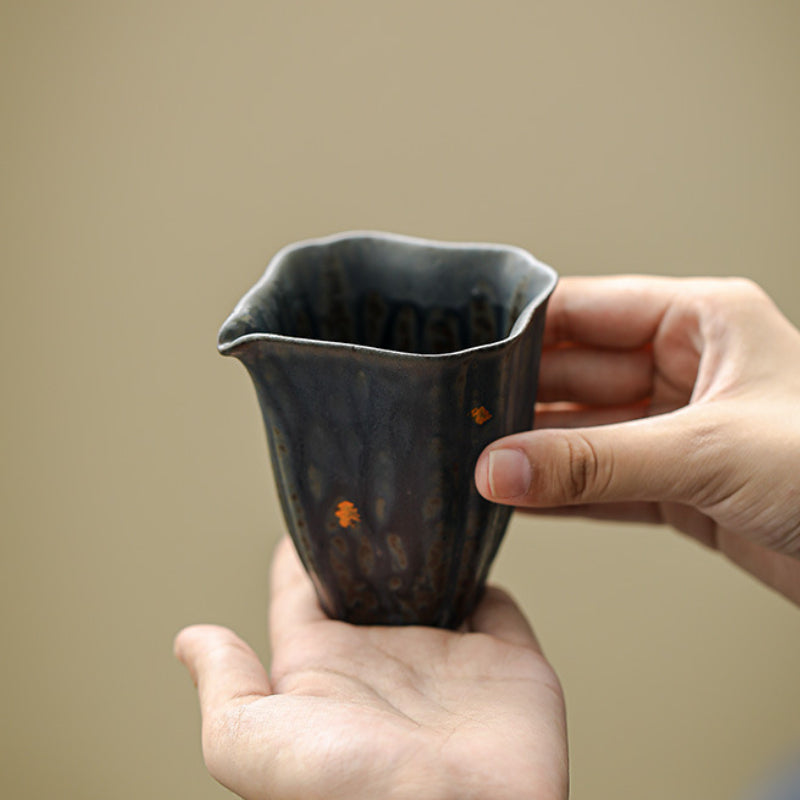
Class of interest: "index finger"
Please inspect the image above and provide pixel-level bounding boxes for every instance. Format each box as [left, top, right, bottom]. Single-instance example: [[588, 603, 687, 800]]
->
[[545, 275, 678, 348]]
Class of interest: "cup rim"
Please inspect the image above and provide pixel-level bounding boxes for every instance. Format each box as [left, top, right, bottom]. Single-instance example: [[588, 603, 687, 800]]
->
[[218, 230, 558, 361]]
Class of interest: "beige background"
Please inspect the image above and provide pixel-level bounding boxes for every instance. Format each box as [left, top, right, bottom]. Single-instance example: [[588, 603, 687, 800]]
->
[[2, 2, 799, 798]]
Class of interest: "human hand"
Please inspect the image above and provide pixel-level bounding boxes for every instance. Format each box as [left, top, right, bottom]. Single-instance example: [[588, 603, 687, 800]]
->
[[175, 538, 568, 800], [475, 276, 800, 604]]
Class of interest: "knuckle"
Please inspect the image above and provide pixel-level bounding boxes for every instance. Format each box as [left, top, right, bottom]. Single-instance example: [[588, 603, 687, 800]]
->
[[560, 433, 602, 502], [691, 277, 767, 315], [725, 276, 765, 300], [771, 525, 800, 558], [687, 278, 774, 342], [681, 413, 739, 507], [720, 277, 772, 317]]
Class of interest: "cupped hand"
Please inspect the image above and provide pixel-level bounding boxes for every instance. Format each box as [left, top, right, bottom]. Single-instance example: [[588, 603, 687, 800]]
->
[[476, 276, 800, 604], [175, 538, 568, 800]]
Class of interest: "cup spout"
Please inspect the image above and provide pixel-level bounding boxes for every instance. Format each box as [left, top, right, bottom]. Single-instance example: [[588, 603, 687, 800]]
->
[[217, 301, 273, 361]]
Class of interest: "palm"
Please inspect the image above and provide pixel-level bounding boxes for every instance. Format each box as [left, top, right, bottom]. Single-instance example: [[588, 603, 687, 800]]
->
[[264, 621, 563, 799], [177, 540, 568, 800]]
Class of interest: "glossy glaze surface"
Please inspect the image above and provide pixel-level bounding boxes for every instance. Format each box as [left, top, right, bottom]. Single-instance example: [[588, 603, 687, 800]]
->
[[219, 232, 556, 627]]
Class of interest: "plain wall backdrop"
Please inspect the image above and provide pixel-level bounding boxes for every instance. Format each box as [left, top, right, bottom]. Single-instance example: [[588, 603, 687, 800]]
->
[[2, 2, 799, 798]]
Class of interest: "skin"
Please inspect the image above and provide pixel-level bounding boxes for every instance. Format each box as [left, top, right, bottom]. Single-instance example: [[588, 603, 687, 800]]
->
[[476, 275, 800, 605], [176, 275, 800, 797], [175, 538, 568, 800]]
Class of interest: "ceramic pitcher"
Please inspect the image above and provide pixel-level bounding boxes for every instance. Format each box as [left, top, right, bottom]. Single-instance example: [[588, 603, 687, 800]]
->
[[218, 231, 557, 627]]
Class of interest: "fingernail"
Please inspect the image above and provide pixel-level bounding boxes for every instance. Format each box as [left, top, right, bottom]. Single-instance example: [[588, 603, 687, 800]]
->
[[488, 449, 531, 499]]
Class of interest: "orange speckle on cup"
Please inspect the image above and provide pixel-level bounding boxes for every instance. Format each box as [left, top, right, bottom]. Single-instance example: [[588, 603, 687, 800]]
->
[[335, 501, 361, 528], [470, 406, 492, 425]]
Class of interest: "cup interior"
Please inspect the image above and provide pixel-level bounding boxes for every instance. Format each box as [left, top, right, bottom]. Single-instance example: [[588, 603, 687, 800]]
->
[[220, 235, 554, 355]]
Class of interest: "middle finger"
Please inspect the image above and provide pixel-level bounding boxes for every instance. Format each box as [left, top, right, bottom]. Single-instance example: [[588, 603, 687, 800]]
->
[[537, 345, 653, 405]]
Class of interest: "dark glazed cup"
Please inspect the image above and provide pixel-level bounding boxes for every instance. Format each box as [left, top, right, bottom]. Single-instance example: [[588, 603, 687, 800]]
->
[[218, 231, 557, 628]]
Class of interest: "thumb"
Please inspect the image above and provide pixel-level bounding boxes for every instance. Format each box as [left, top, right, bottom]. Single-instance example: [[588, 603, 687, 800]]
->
[[475, 412, 717, 508]]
